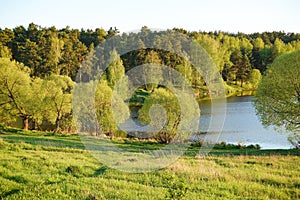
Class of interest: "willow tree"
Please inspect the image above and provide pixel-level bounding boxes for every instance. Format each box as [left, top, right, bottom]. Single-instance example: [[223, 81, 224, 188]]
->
[[95, 80, 129, 138], [254, 50, 300, 148], [43, 75, 74, 133], [138, 87, 199, 144], [0, 58, 35, 129], [138, 88, 181, 143]]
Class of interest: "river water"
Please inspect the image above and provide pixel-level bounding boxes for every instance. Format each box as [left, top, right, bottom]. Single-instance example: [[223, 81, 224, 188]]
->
[[121, 96, 293, 149], [197, 96, 293, 149]]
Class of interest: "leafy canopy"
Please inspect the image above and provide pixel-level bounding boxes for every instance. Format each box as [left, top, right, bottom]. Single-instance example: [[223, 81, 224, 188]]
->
[[254, 50, 300, 147]]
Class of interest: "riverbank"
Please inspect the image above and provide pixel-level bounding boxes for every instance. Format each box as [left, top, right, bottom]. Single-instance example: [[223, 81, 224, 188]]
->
[[0, 129, 299, 199]]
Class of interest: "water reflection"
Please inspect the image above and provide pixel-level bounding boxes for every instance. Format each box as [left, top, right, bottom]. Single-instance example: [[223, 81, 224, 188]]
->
[[196, 96, 293, 149]]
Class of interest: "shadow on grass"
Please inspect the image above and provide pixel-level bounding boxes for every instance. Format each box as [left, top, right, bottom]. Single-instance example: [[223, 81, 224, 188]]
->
[[1, 126, 299, 156], [93, 166, 108, 176], [1, 189, 20, 198], [1, 134, 86, 150], [112, 140, 163, 152], [0, 126, 22, 134]]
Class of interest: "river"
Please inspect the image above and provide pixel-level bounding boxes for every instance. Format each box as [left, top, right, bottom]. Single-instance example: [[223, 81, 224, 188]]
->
[[197, 96, 293, 149], [121, 96, 293, 149]]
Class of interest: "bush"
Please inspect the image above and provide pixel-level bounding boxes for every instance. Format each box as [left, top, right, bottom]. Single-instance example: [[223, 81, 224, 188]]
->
[[246, 144, 261, 150], [114, 130, 127, 138], [190, 141, 261, 150]]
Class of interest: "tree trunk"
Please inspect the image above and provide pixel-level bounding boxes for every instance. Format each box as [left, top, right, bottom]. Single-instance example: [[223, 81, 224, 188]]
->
[[53, 117, 60, 134], [109, 130, 114, 140], [22, 116, 29, 130]]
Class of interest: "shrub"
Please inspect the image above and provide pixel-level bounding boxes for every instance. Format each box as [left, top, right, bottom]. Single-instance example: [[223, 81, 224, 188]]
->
[[114, 130, 127, 138]]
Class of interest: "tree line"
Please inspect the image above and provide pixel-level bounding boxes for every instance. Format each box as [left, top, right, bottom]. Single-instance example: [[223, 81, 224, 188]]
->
[[1, 23, 300, 137], [1, 24, 300, 81]]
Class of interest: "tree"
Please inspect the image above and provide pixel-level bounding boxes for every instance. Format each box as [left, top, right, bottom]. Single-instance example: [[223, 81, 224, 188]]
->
[[175, 63, 193, 86], [271, 38, 286, 59], [41, 33, 64, 75], [72, 81, 98, 134], [0, 43, 12, 59], [106, 27, 119, 38], [78, 43, 97, 82], [0, 28, 14, 46], [251, 38, 264, 72], [254, 50, 300, 148], [59, 30, 88, 79], [43, 75, 74, 133], [229, 50, 242, 83], [195, 33, 227, 72], [95, 80, 129, 138], [248, 69, 262, 90], [236, 53, 252, 87], [73, 79, 129, 137], [138, 88, 181, 143], [16, 39, 42, 76], [0, 58, 33, 129], [106, 49, 125, 88], [142, 50, 162, 92], [29, 78, 48, 129], [138, 86, 199, 144], [260, 47, 273, 72]]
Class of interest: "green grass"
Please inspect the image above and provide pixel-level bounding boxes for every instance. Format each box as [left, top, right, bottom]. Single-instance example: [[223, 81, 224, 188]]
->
[[0, 127, 299, 199]]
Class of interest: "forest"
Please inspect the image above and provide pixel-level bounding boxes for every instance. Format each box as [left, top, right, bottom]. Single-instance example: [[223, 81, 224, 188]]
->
[[1, 23, 300, 136]]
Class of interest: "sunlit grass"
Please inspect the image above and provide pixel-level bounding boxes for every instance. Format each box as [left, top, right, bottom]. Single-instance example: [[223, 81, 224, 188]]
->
[[0, 129, 299, 199]]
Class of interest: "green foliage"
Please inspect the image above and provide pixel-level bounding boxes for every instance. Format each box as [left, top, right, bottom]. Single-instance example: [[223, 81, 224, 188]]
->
[[248, 69, 262, 90], [73, 80, 129, 137], [2, 23, 300, 134], [175, 62, 193, 85], [0, 58, 33, 129], [0, 58, 75, 132], [237, 53, 252, 87], [106, 49, 125, 88], [113, 130, 128, 138], [72, 81, 98, 134], [142, 51, 163, 92], [229, 50, 252, 86], [255, 50, 300, 148], [139, 88, 179, 143], [271, 38, 286, 58], [79, 28, 106, 47], [97, 79, 130, 137], [42, 75, 74, 133], [191, 141, 261, 150], [138, 88, 183, 144], [95, 80, 116, 135], [2, 24, 299, 83], [194, 33, 228, 72], [0, 44, 12, 59], [59, 30, 88, 79]]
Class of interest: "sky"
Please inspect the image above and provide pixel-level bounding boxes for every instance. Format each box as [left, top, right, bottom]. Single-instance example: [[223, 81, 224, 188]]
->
[[0, 0, 299, 34]]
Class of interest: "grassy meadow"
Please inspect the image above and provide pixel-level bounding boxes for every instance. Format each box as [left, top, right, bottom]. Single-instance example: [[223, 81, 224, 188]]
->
[[0, 127, 299, 199]]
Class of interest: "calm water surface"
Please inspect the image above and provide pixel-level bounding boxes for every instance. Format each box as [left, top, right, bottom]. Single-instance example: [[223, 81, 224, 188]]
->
[[121, 96, 293, 149], [197, 96, 293, 149]]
